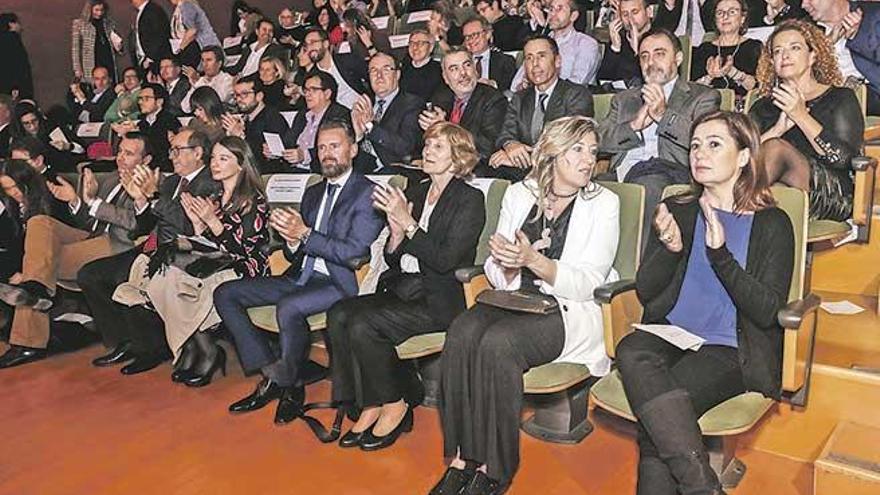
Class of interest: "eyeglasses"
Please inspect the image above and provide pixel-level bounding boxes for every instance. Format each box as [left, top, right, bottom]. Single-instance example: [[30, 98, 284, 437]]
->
[[233, 90, 255, 99], [369, 65, 397, 76], [303, 86, 325, 94], [137, 95, 156, 101], [462, 30, 488, 42], [168, 145, 198, 157], [715, 8, 742, 18], [408, 40, 432, 47]]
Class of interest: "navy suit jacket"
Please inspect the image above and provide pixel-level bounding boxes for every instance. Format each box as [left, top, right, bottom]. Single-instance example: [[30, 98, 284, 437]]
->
[[848, 2, 880, 94], [283, 171, 384, 297]]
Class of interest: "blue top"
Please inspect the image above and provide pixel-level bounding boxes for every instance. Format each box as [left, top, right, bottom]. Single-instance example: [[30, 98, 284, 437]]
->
[[667, 208, 754, 348]]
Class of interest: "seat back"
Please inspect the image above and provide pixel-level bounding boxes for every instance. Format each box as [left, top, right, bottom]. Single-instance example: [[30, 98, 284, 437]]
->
[[719, 88, 735, 112], [466, 178, 510, 265], [597, 181, 645, 280], [594, 93, 614, 122], [397, 10, 431, 34], [679, 36, 692, 81]]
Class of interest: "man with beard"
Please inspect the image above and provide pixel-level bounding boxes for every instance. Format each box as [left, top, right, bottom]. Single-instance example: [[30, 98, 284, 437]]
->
[[598, 27, 720, 246], [302, 27, 368, 109], [596, 0, 653, 90], [421, 47, 507, 175], [214, 120, 384, 426], [221, 78, 289, 173]]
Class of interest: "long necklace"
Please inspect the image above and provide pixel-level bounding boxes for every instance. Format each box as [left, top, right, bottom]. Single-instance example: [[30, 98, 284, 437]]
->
[[716, 36, 742, 89]]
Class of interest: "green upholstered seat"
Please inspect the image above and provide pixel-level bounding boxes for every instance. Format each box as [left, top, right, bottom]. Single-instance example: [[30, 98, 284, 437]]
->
[[523, 362, 590, 394], [807, 219, 851, 243], [593, 94, 613, 122], [597, 181, 644, 280], [246, 306, 327, 333], [395, 332, 447, 359], [591, 370, 774, 435]]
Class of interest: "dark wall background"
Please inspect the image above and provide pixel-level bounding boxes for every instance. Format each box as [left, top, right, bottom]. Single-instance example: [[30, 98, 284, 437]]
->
[[5, 0, 310, 106]]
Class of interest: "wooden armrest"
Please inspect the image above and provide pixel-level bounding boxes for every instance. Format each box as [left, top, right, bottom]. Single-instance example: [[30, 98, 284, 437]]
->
[[347, 255, 371, 271], [596, 279, 643, 359], [778, 293, 821, 329], [851, 155, 877, 172], [594, 279, 636, 305], [455, 265, 485, 283], [779, 293, 821, 407]]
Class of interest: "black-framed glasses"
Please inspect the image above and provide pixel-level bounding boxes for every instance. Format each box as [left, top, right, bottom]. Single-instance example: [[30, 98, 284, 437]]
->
[[168, 145, 198, 157]]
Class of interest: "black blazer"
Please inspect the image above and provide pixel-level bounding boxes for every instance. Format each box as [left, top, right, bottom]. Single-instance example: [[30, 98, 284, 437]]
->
[[487, 50, 517, 92], [281, 102, 352, 173], [400, 58, 443, 102], [132, 166, 221, 244], [359, 91, 424, 171], [66, 86, 115, 123], [138, 110, 181, 172], [244, 105, 290, 173], [492, 15, 529, 51], [383, 177, 486, 327], [165, 77, 191, 118], [129, 0, 172, 68], [0, 124, 11, 158], [227, 43, 290, 76], [636, 199, 795, 399], [431, 83, 507, 163], [0, 204, 24, 281], [496, 78, 594, 149], [329, 53, 370, 96]]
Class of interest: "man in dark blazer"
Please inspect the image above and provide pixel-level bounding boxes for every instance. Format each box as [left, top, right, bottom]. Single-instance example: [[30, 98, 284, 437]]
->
[[0, 133, 146, 369], [0, 94, 12, 157], [491, 35, 594, 181], [112, 83, 181, 172], [129, 0, 171, 76], [598, 28, 720, 245], [462, 17, 517, 91], [351, 52, 424, 174], [227, 19, 290, 78], [215, 120, 384, 425], [476, 0, 530, 51], [222, 78, 290, 173], [302, 28, 368, 109], [159, 57, 191, 118], [399, 29, 443, 102], [423, 48, 507, 175], [77, 128, 220, 374], [67, 66, 115, 123], [275, 71, 351, 173]]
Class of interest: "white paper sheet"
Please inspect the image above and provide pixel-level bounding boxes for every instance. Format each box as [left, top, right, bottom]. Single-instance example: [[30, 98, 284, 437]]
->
[[76, 122, 103, 138], [263, 132, 285, 158], [178, 116, 194, 127], [54, 313, 94, 325], [337, 41, 352, 54], [223, 36, 242, 49], [633, 324, 706, 351], [466, 177, 494, 196], [367, 175, 394, 187], [109, 31, 124, 51], [266, 174, 311, 203], [820, 300, 865, 315], [407, 10, 432, 23], [49, 127, 69, 145], [280, 111, 298, 127], [389, 34, 411, 49], [372, 16, 390, 30], [170, 39, 182, 54]]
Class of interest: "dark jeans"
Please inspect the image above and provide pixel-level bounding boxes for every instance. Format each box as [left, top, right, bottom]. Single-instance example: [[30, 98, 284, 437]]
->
[[440, 303, 565, 483], [326, 292, 441, 407], [214, 273, 345, 387], [616, 330, 746, 494]]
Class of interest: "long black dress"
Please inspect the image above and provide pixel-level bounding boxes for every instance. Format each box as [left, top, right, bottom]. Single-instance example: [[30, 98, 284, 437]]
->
[[691, 38, 762, 98], [749, 86, 864, 221]]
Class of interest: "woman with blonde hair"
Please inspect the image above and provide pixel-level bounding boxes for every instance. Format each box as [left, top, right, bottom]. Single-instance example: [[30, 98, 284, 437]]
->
[[71, 0, 123, 83], [257, 56, 289, 109], [324, 121, 485, 451], [431, 116, 620, 494], [616, 110, 793, 494], [749, 19, 864, 221]]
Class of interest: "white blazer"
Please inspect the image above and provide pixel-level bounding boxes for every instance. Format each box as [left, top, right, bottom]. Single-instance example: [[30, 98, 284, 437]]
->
[[484, 180, 620, 376]]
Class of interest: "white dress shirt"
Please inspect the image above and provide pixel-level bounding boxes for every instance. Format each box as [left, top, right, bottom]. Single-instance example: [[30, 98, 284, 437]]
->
[[510, 27, 601, 90], [326, 58, 359, 109], [287, 168, 353, 275], [616, 78, 678, 180]]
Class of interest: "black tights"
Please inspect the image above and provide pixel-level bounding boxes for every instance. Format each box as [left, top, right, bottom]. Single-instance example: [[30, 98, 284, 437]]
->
[[762, 138, 812, 191]]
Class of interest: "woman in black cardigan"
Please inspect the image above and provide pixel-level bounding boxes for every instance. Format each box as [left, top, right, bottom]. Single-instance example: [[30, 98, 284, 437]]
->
[[325, 122, 486, 451], [616, 111, 794, 495]]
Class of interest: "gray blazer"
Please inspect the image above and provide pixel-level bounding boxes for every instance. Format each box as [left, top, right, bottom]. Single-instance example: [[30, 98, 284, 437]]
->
[[496, 78, 594, 149], [598, 79, 720, 173], [71, 172, 137, 252]]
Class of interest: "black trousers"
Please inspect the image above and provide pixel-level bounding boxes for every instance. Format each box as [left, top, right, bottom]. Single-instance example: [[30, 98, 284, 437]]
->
[[440, 304, 564, 484], [326, 292, 441, 407], [616, 330, 746, 494], [77, 249, 169, 355]]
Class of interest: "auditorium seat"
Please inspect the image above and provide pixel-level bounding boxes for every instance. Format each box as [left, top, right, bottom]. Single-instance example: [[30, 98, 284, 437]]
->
[[589, 185, 820, 490]]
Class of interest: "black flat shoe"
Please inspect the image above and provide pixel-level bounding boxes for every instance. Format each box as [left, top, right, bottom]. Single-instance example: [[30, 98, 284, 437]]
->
[[229, 378, 283, 414], [339, 428, 369, 448], [92, 342, 135, 367], [183, 347, 227, 388], [0, 281, 53, 312], [0, 346, 47, 369], [429, 466, 477, 495], [462, 472, 508, 495], [120, 353, 167, 375], [274, 385, 305, 424], [359, 407, 413, 451]]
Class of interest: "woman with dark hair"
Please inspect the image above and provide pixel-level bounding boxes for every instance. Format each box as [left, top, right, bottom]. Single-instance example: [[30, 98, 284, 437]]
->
[[431, 116, 620, 494], [310, 5, 344, 47], [750, 20, 864, 221], [127, 136, 270, 387], [71, 0, 123, 84], [0, 13, 34, 99], [12, 102, 83, 174], [230, 0, 262, 41], [189, 86, 227, 143], [340, 8, 390, 59], [691, 0, 762, 104], [616, 110, 794, 495], [326, 122, 485, 451]]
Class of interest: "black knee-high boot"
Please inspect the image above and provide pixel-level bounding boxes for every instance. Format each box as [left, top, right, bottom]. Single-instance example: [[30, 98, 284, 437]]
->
[[635, 389, 723, 495], [636, 425, 677, 495]]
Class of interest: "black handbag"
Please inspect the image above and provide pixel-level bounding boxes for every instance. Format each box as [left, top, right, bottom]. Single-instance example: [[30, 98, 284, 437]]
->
[[476, 289, 560, 315], [184, 254, 236, 278]]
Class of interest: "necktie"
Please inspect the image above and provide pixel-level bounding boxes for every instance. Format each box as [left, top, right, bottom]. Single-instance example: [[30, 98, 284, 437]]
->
[[530, 93, 548, 143], [450, 98, 465, 124], [374, 99, 387, 123], [174, 177, 190, 199], [296, 183, 339, 286], [145, 177, 191, 252], [475, 56, 484, 78]]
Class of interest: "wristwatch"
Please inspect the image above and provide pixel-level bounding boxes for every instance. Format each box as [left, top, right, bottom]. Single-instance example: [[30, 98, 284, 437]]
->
[[364, 121, 374, 135], [405, 222, 419, 239]]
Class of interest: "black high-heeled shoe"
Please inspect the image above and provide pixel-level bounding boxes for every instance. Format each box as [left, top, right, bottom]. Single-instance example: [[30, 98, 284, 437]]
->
[[359, 406, 413, 451], [171, 339, 200, 383], [183, 347, 227, 388]]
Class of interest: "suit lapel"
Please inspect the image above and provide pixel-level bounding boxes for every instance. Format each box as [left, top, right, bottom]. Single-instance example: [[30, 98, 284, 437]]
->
[[521, 86, 536, 134], [544, 80, 564, 121]]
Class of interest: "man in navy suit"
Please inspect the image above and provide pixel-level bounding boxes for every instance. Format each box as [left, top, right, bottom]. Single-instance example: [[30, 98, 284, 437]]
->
[[215, 120, 384, 425]]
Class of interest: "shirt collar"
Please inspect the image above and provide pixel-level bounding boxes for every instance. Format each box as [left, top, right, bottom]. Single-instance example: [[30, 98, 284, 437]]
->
[[663, 77, 677, 99], [536, 77, 559, 99], [475, 48, 491, 60], [375, 88, 399, 107], [181, 166, 204, 184], [137, 0, 149, 15], [552, 27, 574, 43], [308, 103, 329, 123], [327, 167, 353, 187], [411, 57, 431, 68]]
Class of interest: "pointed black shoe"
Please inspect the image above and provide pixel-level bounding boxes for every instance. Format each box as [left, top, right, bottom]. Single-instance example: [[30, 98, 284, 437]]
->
[[0, 346, 47, 369], [274, 385, 305, 424], [120, 353, 167, 375], [171, 339, 200, 383], [462, 472, 508, 495], [359, 407, 414, 451], [183, 347, 227, 388], [0, 281, 53, 312], [429, 466, 477, 495], [229, 377, 283, 414], [92, 342, 136, 367]]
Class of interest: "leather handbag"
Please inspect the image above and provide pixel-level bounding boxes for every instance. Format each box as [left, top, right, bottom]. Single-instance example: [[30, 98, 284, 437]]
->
[[476, 289, 559, 315]]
